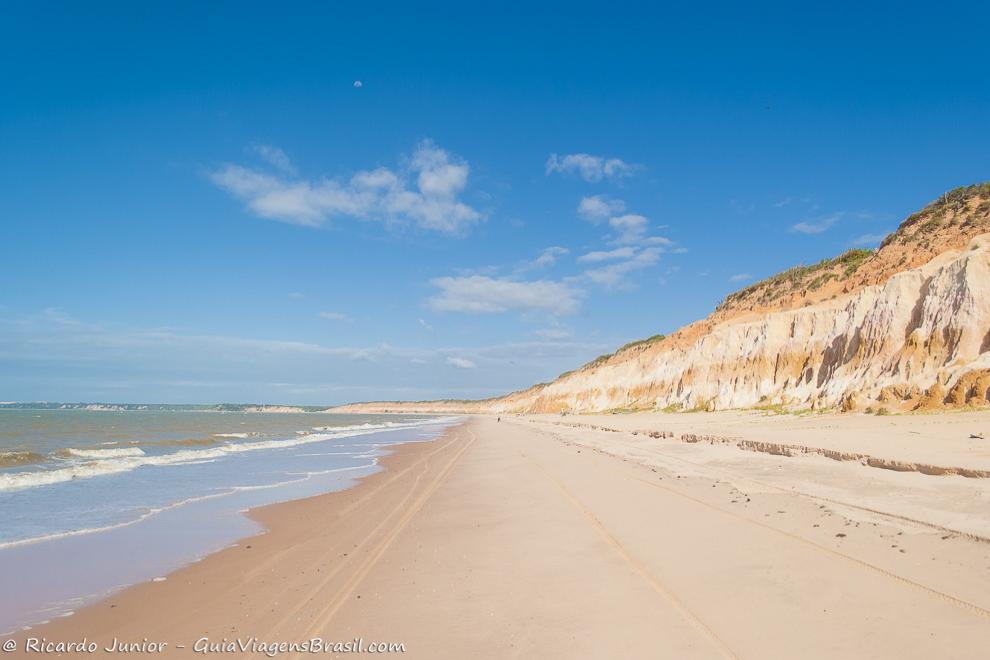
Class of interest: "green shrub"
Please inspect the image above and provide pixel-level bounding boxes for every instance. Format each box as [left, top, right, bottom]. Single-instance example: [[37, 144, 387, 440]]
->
[[617, 334, 666, 352]]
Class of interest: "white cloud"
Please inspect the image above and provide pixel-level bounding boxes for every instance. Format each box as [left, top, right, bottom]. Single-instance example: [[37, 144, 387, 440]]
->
[[850, 231, 889, 247], [570, 206, 675, 287], [428, 276, 582, 315], [418, 318, 433, 331], [578, 195, 625, 221], [288, 292, 304, 299], [608, 214, 649, 244], [577, 247, 637, 263], [251, 144, 296, 174], [461, 340, 606, 363], [42, 308, 80, 326], [2, 310, 618, 403], [534, 327, 572, 340], [729, 273, 752, 282], [641, 236, 674, 246], [582, 247, 663, 288], [791, 213, 842, 234], [446, 356, 477, 369], [210, 140, 482, 234], [545, 153, 634, 182], [522, 246, 569, 271], [318, 311, 350, 321], [659, 266, 680, 286]]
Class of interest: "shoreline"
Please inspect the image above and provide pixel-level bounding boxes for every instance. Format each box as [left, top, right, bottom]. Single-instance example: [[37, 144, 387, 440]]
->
[[0, 414, 460, 634], [5, 424, 466, 645], [7, 415, 990, 658]]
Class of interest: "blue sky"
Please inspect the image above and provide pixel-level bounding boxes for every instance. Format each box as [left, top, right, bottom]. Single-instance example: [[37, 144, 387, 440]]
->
[[1, 1, 988, 404]]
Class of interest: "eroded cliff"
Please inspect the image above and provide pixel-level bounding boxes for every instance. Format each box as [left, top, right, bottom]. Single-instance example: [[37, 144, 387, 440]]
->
[[334, 183, 990, 414]]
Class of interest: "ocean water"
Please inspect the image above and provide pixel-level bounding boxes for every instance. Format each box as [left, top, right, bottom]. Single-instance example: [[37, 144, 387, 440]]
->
[[0, 409, 458, 634]]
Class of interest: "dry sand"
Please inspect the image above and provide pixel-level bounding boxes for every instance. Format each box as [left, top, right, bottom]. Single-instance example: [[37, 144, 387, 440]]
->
[[10, 415, 990, 659]]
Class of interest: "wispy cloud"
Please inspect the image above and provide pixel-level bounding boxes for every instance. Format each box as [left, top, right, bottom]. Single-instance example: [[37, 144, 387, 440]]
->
[[534, 327, 572, 340], [445, 356, 477, 369], [772, 195, 818, 211], [582, 247, 663, 288], [42, 308, 80, 326], [545, 153, 635, 182], [250, 144, 296, 175], [428, 275, 582, 315], [577, 247, 636, 263], [657, 265, 680, 286], [608, 214, 649, 244], [729, 273, 752, 282], [209, 140, 482, 234], [850, 231, 890, 247], [0, 310, 611, 403], [578, 195, 625, 221], [569, 205, 677, 288], [417, 318, 433, 331], [6, 311, 609, 370], [317, 311, 351, 321], [790, 213, 842, 235], [288, 292, 304, 299], [520, 246, 569, 271]]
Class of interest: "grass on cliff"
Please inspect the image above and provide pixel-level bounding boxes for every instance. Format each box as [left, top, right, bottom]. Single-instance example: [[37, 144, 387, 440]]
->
[[538, 182, 990, 398], [718, 182, 990, 313], [718, 248, 874, 311], [566, 333, 667, 377], [882, 182, 990, 247]]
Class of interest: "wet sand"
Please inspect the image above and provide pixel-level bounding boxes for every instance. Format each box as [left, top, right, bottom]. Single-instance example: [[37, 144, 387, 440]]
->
[[10, 416, 990, 659]]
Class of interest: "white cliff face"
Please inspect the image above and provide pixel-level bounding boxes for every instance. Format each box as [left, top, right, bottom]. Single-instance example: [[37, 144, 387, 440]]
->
[[494, 234, 990, 414]]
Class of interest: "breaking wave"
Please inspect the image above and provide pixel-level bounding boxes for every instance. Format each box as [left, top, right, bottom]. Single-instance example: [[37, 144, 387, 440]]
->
[[0, 417, 456, 493], [59, 447, 147, 459]]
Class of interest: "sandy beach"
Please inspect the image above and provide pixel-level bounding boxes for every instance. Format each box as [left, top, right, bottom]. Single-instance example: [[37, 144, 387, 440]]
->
[[8, 4, 990, 658], [10, 414, 990, 659]]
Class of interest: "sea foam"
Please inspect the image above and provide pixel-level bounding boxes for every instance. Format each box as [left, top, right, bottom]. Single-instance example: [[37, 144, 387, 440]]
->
[[0, 417, 456, 493], [63, 447, 146, 459]]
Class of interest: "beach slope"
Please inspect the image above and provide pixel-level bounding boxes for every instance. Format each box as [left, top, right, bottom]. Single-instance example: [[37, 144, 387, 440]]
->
[[15, 417, 990, 659]]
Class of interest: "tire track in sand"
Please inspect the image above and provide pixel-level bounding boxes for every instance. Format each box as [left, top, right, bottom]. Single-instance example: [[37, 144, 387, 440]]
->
[[520, 450, 743, 660], [531, 422, 990, 619], [157, 431, 467, 643], [625, 468, 990, 623], [253, 430, 468, 644], [284, 428, 477, 657], [242, 431, 463, 585]]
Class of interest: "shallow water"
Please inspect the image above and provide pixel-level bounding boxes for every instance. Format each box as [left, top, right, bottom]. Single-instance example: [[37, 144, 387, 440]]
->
[[0, 410, 457, 633]]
